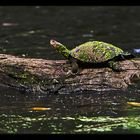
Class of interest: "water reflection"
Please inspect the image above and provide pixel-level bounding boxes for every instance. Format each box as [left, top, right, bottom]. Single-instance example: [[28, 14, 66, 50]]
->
[[0, 6, 140, 59]]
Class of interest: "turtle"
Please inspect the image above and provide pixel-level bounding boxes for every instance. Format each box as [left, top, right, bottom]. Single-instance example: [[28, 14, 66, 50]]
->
[[50, 39, 134, 73]]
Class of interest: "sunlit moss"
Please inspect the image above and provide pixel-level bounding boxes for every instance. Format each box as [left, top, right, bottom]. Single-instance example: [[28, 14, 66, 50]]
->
[[73, 116, 140, 133], [61, 117, 75, 120], [1, 114, 140, 134], [2, 65, 40, 85]]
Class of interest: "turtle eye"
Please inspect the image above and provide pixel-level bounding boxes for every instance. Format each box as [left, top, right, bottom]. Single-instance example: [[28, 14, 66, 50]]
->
[[50, 39, 54, 43], [50, 39, 56, 45]]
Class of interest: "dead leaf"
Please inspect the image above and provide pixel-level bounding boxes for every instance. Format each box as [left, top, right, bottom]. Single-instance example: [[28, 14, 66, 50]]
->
[[127, 102, 140, 107], [30, 107, 51, 111]]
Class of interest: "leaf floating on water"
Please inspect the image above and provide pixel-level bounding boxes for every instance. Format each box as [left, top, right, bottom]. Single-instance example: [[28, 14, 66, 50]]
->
[[30, 107, 51, 111], [127, 102, 140, 107]]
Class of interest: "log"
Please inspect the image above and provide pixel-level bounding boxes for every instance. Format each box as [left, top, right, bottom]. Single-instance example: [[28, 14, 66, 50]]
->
[[0, 53, 140, 94]]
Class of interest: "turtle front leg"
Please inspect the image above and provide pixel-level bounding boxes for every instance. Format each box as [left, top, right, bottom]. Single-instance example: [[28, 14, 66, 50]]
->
[[69, 57, 79, 74], [108, 61, 124, 72], [71, 61, 79, 73]]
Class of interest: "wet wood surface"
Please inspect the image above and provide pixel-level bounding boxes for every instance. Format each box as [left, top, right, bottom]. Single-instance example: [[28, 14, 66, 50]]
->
[[0, 54, 140, 94]]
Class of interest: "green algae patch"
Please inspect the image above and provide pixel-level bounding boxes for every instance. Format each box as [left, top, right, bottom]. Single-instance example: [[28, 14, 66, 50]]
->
[[0, 64, 40, 85], [73, 116, 140, 133], [1, 114, 140, 134]]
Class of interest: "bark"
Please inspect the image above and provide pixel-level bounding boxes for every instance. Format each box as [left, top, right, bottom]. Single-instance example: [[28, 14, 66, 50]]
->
[[0, 53, 140, 94]]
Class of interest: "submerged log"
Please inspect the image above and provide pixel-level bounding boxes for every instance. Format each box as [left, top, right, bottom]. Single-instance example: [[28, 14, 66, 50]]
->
[[0, 53, 140, 94]]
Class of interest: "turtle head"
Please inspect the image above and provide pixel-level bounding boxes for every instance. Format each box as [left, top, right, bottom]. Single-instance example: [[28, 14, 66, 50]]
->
[[50, 39, 63, 49], [50, 39, 70, 58]]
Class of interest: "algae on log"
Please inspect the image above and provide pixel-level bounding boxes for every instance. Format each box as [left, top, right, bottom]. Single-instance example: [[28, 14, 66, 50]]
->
[[0, 53, 140, 94]]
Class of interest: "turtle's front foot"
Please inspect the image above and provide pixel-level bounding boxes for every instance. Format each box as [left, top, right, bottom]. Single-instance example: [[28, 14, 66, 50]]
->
[[108, 61, 125, 72], [71, 61, 79, 74], [62, 63, 71, 72]]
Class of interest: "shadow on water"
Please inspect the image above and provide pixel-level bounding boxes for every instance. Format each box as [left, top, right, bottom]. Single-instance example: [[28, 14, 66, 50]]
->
[[0, 6, 140, 134]]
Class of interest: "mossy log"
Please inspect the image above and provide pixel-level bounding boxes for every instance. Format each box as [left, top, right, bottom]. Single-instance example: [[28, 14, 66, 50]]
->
[[0, 53, 140, 94]]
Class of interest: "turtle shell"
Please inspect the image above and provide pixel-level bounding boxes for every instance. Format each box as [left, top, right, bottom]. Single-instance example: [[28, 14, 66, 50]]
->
[[70, 41, 124, 63]]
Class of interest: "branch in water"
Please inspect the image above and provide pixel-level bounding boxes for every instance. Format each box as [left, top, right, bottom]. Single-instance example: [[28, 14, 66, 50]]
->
[[0, 54, 139, 93]]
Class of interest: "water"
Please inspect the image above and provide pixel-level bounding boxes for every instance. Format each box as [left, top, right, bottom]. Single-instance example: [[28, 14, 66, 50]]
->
[[0, 6, 140, 134]]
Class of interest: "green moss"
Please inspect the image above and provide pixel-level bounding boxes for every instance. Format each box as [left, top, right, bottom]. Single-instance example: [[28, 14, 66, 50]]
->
[[17, 72, 38, 85], [70, 41, 124, 63], [3, 65, 40, 85]]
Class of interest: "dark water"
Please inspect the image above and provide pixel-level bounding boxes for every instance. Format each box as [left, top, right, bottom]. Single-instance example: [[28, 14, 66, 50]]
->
[[1, 6, 140, 134]]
